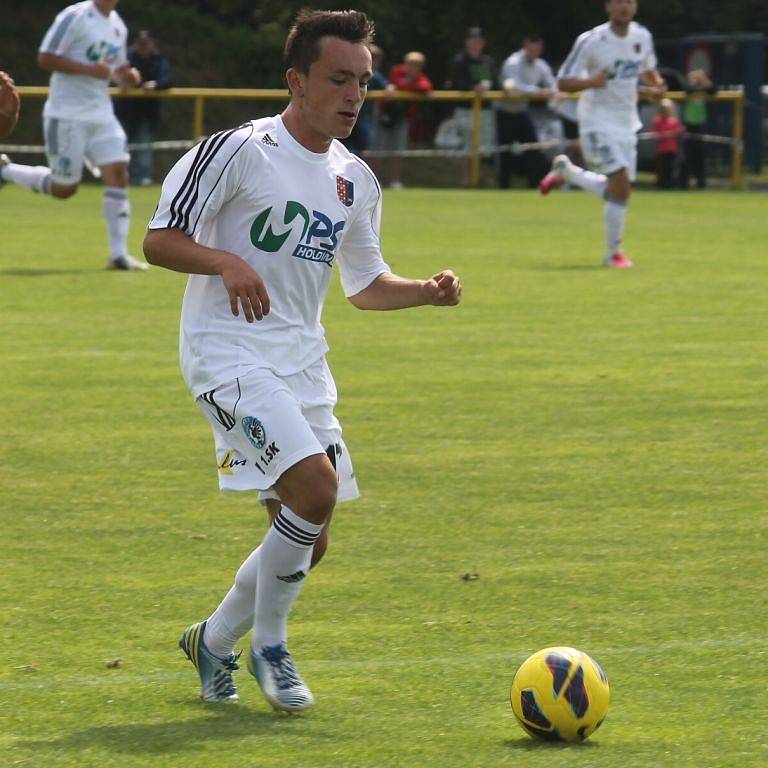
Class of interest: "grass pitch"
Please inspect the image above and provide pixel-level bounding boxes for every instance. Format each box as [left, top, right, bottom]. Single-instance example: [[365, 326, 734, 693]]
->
[[1, 184, 766, 767]]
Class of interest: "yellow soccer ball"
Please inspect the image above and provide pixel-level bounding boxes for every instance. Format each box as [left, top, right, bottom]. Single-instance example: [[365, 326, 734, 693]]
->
[[510, 646, 610, 742]]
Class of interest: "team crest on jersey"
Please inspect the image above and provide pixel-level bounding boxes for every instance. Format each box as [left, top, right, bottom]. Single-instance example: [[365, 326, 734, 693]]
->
[[336, 176, 354, 207], [242, 416, 267, 449]]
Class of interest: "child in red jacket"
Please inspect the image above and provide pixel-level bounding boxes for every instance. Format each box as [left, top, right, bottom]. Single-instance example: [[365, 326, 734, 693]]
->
[[652, 99, 684, 189]]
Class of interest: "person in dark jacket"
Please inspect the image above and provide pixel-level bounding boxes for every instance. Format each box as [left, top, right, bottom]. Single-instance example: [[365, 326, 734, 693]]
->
[[115, 30, 171, 185]]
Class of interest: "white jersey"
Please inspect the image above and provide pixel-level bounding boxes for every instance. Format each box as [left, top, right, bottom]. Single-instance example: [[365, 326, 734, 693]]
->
[[558, 21, 657, 135], [148, 115, 389, 397], [497, 50, 556, 114], [39, 0, 128, 122]]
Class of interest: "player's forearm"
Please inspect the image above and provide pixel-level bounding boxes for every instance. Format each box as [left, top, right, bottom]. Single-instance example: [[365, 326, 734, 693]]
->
[[37, 52, 104, 78], [143, 228, 240, 276], [558, 76, 593, 93], [348, 272, 429, 311]]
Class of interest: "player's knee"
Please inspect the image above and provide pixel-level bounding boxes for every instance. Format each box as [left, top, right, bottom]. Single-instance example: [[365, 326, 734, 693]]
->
[[51, 183, 78, 199], [310, 527, 329, 569]]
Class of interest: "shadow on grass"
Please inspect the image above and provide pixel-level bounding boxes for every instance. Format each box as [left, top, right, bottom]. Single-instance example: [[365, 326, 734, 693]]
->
[[18, 702, 331, 756], [529, 264, 605, 271], [0, 267, 100, 276], [504, 737, 601, 751]]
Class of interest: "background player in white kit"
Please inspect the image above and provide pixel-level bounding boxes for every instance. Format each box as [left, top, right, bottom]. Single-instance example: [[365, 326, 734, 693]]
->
[[539, 0, 666, 268], [143, 9, 461, 712], [0, 0, 146, 270]]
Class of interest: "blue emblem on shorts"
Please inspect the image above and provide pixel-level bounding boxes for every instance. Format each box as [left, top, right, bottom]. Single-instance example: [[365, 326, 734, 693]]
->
[[242, 416, 266, 449]]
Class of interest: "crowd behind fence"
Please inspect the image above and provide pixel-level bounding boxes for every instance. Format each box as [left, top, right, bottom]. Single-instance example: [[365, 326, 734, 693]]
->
[[5, 86, 746, 189]]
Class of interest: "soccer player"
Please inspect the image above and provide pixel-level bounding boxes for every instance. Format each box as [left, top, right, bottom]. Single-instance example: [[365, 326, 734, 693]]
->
[[539, 0, 666, 268], [0, 1, 147, 270], [142, 9, 461, 712], [0, 71, 21, 138]]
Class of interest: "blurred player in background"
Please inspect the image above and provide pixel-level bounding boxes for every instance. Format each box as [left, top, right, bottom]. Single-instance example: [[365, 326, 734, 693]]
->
[[143, 9, 461, 712], [0, 0, 146, 270], [0, 71, 21, 137], [539, 0, 666, 268]]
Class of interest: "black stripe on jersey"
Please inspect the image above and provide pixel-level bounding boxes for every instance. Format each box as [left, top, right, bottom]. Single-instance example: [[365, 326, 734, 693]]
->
[[273, 512, 320, 546], [167, 128, 238, 230], [200, 388, 236, 431], [44, 9, 78, 53], [189, 123, 254, 234], [560, 31, 595, 77]]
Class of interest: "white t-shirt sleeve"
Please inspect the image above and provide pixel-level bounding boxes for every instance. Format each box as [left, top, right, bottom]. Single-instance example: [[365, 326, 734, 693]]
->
[[40, 6, 81, 55], [336, 182, 389, 298], [148, 124, 254, 236]]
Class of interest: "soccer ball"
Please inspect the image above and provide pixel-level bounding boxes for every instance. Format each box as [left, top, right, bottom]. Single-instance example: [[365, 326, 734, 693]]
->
[[510, 646, 610, 743]]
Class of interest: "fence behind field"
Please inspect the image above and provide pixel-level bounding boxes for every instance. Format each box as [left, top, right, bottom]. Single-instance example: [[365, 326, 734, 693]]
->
[[5, 86, 746, 189]]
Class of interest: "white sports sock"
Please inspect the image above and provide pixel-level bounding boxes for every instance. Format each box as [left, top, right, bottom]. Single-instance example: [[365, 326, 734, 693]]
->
[[604, 197, 628, 256], [1, 162, 52, 194], [565, 163, 607, 198], [102, 187, 130, 260], [204, 546, 261, 659], [252, 507, 323, 649]]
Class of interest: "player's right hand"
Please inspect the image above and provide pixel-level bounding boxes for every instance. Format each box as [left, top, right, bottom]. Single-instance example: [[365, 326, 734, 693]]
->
[[220, 256, 271, 323], [590, 70, 609, 89]]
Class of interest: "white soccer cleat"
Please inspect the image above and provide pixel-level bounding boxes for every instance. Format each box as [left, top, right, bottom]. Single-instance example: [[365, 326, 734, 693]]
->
[[248, 642, 315, 712], [0, 153, 10, 186], [108, 254, 149, 271], [539, 154, 572, 195], [179, 621, 241, 703]]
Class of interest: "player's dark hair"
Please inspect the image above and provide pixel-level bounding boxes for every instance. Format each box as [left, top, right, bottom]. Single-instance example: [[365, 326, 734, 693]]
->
[[284, 9, 374, 75]]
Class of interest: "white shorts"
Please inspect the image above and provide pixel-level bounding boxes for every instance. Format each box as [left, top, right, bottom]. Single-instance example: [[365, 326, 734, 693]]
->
[[196, 359, 360, 504], [580, 130, 637, 181], [44, 115, 129, 184]]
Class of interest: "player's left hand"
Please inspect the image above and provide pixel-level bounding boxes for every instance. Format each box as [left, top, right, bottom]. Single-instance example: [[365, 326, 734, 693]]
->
[[0, 71, 20, 116], [422, 270, 462, 306]]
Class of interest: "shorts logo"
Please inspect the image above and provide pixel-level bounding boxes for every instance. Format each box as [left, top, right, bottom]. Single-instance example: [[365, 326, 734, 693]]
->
[[242, 416, 266, 449], [218, 449, 247, 476]]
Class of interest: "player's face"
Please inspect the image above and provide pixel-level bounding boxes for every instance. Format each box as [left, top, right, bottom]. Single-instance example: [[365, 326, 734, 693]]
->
[[605, 0, 637, 26], [94, 0, 120, 13], [296, 37, 372, 146]]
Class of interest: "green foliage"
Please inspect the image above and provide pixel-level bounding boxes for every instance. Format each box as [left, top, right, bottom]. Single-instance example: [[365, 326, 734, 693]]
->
[[1, 184, 767, 766]]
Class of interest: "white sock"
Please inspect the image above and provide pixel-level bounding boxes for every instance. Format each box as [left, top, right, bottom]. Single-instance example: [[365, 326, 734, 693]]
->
[[565, 163, 607, 198], [604, 197, 628, 256], [1, 162, 52, 194], [252, 507, 323, 650], [204, 546, 261, 659], [102, 187, 130, 260]]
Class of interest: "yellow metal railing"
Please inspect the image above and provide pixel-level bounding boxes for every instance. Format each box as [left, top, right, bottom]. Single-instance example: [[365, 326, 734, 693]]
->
[[16, 86, 745, 188]]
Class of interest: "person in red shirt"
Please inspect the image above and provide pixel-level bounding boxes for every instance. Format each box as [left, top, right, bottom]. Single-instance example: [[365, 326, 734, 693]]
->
[[377, 51, 432, 187], [652, 98, 684, 189]]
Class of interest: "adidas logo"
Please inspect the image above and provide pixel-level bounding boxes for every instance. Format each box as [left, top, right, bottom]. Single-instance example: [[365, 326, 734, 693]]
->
[[261, 133, 279, 148], [276, 570, 306, 583]]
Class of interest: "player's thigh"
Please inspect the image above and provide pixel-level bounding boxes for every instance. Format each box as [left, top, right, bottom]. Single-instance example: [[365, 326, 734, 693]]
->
[[197, 368, 326, 494], [580, 130, 637, 180], [44, 117, 86, 186], [89, 115, 130, 171]]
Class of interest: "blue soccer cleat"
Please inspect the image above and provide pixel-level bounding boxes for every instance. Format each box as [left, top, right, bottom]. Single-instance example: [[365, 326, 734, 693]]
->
[[178, 620, 240, 702], [247, 642, 314, 712]]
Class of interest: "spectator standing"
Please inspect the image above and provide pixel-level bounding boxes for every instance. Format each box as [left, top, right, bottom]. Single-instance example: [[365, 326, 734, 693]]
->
[[0, 70, 21, 137], [379, 51, 432, 188], [445, 26, 497, 167], [344, 43, 386, 156], [496, 35, 557, 188], [115, 30, 171, 185], [652, 98, 683, 188], [679, 68, 716, 189]]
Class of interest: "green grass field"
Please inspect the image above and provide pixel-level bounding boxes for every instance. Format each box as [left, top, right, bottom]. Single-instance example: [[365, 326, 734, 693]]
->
[[1, 184, 766, 767]]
